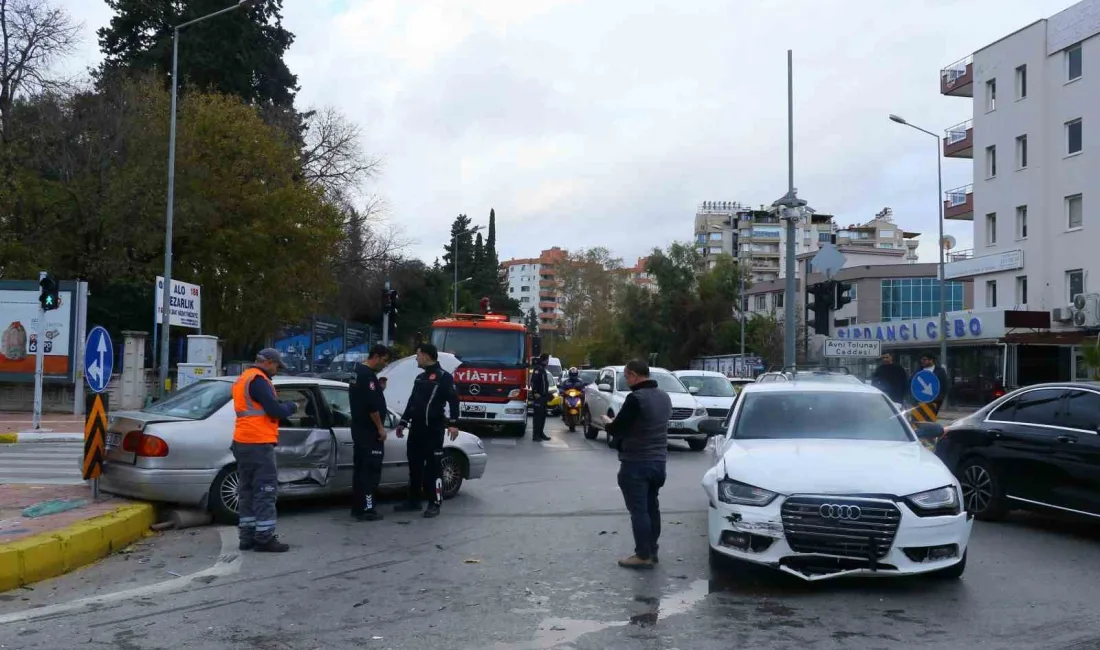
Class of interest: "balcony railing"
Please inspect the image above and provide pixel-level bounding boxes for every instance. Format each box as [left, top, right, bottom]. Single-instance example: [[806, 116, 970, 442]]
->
[[944, 184, 974, 220], [943, 119, 973, 158], [941, 55, 974, 97], [947, 248, 973, 263]]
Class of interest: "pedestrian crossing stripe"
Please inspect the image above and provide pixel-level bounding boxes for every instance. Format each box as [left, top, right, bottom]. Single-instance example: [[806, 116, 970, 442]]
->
[[83, 393, 107, 480]]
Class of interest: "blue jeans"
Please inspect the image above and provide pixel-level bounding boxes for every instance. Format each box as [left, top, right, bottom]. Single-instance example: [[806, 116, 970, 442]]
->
[[618, 460, 666, 560]]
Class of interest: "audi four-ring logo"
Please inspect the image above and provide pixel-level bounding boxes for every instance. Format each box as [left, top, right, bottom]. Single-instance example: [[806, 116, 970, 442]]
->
[[819, 504, 862, 520], [468, 385, 481, 395]]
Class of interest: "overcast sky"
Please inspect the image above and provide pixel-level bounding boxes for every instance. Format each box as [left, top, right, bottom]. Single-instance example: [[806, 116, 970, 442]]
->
[[57, 0, 1074, 267]]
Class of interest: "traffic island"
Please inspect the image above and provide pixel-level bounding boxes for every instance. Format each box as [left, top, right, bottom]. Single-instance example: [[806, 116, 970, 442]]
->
[[0, 484, 156, 592]]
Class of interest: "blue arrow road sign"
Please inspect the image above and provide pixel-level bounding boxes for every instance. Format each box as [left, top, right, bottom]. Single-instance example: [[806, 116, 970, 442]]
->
[[84, 327, 114, 394], [910, 368, 940, 404]]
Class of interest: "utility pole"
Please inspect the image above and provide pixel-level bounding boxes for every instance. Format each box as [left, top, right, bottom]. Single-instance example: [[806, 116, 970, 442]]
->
[[773, 50, 806, 370]]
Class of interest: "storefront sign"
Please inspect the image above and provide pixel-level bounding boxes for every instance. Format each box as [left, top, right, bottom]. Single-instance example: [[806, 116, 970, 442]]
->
[[834, 311, 1004, 343], [943, 249, 1023, 280]]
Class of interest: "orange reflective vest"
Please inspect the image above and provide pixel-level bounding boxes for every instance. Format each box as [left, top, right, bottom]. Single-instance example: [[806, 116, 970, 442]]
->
[[232, 367, 280, 444]]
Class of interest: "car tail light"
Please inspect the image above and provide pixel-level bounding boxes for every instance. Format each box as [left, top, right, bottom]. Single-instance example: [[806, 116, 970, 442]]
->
[[993, 389, 1005, 399], [136, 434, 170, 458], [121, 431, 144, 452]]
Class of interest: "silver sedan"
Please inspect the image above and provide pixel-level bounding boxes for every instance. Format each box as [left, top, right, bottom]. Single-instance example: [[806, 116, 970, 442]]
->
[[99, 376, 488, 523]]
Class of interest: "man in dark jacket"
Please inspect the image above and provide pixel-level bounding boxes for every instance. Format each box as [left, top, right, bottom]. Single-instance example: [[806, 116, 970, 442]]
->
[[529, 354, 551, 442], [348, 344, 392, 521], [604, 359, 672, 569], [919, 354, 950, 415], [871, 352, 908, 404], [395, 344, 460, 518]]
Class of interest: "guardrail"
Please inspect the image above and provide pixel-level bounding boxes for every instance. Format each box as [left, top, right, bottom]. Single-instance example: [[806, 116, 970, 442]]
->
[[945, 184, 973, 206], [941, 55, 973, 84]]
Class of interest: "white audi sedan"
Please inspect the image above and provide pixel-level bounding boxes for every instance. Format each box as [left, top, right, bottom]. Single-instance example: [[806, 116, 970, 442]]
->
[[700, 381, 972, 581]]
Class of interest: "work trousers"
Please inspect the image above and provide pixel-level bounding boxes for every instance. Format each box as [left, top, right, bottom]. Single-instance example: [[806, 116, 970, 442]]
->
[[351, 430, 384, 514], [531, 399, 548, 439], [232, 442, 278, 544], [406, 427, 444, 507], [618, 460, 667, 560]]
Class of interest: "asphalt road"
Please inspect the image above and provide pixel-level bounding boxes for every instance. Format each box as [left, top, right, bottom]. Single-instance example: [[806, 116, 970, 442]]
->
[[3, 419, 1100, 650]]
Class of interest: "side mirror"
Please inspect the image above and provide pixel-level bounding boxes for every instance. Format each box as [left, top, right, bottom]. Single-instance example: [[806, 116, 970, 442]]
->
[[597, 383, 612, 393], [699, 419, 726, 437], [688, 386, 700, 395], [914, 422, 944, 442]]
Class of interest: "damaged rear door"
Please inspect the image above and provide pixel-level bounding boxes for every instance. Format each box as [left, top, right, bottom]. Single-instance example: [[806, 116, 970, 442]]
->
[[274, 385, 336, 489]]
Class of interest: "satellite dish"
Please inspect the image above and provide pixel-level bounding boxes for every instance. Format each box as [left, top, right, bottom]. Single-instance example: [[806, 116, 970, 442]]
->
[[941, 235, 957, 250]]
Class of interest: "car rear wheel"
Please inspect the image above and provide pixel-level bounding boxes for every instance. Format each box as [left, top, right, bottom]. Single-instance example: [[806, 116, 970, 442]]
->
[[688, 438, 708, 452], [958, 457, 1008, 521], [441, 450, 466, 500], [584, 408, 599, 440], [210, 465, 240, 525]]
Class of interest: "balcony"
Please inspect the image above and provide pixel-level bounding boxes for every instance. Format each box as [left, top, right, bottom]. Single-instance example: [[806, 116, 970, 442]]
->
[[944, 184, 974, 220], [539, 301, 558, 309], [940, 56, 973, 97], [539, 279, 556, 289], [943, 119, 973, 158]]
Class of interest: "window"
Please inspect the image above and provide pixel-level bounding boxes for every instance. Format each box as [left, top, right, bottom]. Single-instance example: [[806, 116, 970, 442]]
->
[[1012, 389, 1066, 428], [818, 232, 832, 243], [1067, 44, 1083, 81], [754, 295, 766, 310], [986, 145, 997, 177], [1063, 390, 1100, 431], [319, 387, 352, 428], [278, 388, 321, 429], [1016, 205, 1028, 239], [986, 213, 997, 245], [141, 380, 231, 420], [1015, 135, 1028, 169], [1068, 269, 1085, 302], [696, 233, 706, 244], [1016, 275, 1028, 305], [1067, 194, 1083, 229], [986, 78, 996, 111], [520, 285, 531, 292], [708, 232, 723, 241], [774, 292, 784, 309], [1066, 119, 1083, 155], [1015, 64, 1027, 99], [880, 278, 964, 321], [986, 280, 997, 308]]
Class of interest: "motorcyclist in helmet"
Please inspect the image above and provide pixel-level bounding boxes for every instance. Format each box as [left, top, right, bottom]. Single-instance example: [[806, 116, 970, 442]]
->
[[559, 367, 586, 393]]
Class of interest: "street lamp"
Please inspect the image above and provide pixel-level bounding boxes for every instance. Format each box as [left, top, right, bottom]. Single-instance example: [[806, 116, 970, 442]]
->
[[159, 0, 257, 396], [889, 113, 949, 371], [453, 226, 484, 313]]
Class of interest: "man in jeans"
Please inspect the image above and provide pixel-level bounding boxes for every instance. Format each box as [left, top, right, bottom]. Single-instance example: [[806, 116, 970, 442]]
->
[[604, 359, 672, 569]]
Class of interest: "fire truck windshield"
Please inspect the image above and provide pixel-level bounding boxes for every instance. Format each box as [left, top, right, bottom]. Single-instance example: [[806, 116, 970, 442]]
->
[[430, 328, 525, 368]]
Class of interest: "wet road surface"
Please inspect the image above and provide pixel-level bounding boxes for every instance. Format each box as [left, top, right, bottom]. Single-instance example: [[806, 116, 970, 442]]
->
[[2, 418, 1100, 649]]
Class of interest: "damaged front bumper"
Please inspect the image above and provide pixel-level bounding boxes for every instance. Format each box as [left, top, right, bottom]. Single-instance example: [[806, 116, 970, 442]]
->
[[704, 496, 973, 581]]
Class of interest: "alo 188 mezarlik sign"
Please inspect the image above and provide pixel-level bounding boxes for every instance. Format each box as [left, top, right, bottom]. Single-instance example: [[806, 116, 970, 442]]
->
[[155, 276, 202, 329]]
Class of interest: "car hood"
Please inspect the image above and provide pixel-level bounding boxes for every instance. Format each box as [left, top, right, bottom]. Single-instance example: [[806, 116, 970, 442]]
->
[[667, 392, 699, 408], [693, 395, 734, 410], [718, 439, 956, 497]]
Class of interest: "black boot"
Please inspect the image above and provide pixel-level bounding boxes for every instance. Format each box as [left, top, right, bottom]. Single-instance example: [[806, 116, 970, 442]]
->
[[423, 504, 441, 518], [253, 536, 290, 553]]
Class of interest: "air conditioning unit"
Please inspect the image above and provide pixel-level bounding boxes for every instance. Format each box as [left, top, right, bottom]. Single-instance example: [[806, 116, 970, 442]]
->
[[1072, 293, 1100, 327], [1052, 306, 1074, 322]]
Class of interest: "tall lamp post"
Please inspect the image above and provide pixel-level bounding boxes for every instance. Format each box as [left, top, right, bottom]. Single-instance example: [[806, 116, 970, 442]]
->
[[889, 114, 949, 370], [159, 0, 256, 396], [453, 226, 484, 313]]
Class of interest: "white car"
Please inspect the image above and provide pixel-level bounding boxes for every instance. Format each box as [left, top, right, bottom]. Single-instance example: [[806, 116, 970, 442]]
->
[[583, 366, 709, 451], [700, 381, 972, 581], [673, 370, 737, 423]]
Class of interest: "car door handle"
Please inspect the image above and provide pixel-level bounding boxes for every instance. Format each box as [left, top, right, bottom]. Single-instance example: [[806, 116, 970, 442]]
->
[[1057, 434, 1078, 444], [986, 428, 1003, 438]]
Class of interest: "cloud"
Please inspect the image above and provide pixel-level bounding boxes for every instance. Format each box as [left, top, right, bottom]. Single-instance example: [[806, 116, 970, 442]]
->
[[54, 0, 1074, 267]]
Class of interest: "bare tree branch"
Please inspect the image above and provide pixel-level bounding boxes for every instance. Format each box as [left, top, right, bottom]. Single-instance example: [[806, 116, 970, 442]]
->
[[301, 106, 381, 200]]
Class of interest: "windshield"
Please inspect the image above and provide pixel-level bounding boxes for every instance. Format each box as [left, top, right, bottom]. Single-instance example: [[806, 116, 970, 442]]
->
[[430, 327, 525, 368], [547, 364, 562, 378], [733, 391, 911, 442], [143, 380, 232, 420], [577, 370, 599, 385], [677, 375, 735, 397], [616, 370, 688, 393], [795, 372, 862, 384]]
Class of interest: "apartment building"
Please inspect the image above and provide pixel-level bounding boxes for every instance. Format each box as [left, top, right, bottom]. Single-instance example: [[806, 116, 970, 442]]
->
[[693, 201, 747, 269], [738, 209, 836, 284], [937, 0, 1100, 384], [501, 247, 566, 332], [835, 208, 921, 262]]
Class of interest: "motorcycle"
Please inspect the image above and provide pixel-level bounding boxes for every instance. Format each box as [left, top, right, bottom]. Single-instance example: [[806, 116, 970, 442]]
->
[[561, 388, 584, 432]]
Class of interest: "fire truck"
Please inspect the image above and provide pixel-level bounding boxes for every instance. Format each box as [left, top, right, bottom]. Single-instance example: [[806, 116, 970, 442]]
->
[[429, 300, 538, 436]]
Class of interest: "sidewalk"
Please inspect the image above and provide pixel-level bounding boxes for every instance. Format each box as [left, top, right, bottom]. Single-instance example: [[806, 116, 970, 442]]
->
[[0, 412, 87, 441], [0, 484, 155, 591]]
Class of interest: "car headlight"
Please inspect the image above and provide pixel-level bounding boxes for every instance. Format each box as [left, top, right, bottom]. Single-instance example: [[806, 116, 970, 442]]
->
[[717, 479, 778, 507], [904, 485, 960, 516], [474, 438, 484, 450], [694, 406, 707, 416]]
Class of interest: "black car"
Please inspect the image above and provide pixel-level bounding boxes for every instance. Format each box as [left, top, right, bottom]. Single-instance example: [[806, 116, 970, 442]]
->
[[934, 382, 1100, 521]]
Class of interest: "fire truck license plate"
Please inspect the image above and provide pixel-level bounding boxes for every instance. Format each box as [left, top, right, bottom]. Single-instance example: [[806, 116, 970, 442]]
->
[[464, 405, 486, 414]]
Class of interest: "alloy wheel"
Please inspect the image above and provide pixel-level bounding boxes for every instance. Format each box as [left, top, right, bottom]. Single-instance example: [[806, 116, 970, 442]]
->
[[222, 469, 241, 514], [441, 454, 461, 496], [961, 464, 993, 513]]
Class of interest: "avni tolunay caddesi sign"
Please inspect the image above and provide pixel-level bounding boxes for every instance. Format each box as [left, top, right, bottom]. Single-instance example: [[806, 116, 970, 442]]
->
[[155, 276, 202, 329]]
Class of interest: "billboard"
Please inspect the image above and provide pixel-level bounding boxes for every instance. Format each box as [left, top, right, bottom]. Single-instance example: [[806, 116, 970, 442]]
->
[[273, 322, 312, 374], [155, 276, 202, 329], [345, 322, 370, 355], [0, 282, 76, 381], [312, 317, 344, 373]]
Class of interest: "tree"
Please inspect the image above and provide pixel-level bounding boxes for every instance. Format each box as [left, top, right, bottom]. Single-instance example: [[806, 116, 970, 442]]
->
[[555, 247, 627, 339], [300, 106, 380, 201], [97, 0, 298, 109], [0, 0, 79, 144], [524, 307, 539, 335]]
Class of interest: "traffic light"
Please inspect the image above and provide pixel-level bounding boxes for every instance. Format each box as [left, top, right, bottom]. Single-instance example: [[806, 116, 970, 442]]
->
[[382, 289, 398, 314], [39, 275, 60, 311], [388, 290, 398, 315], [834, 281, 853, 310], [807, 281, 833, 335]]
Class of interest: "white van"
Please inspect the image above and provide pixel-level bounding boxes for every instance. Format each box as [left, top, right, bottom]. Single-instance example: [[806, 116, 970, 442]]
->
[[546, 356, 563, 380]]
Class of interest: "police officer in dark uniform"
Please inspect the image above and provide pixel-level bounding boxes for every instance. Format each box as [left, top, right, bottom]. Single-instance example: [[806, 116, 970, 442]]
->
[[395, 344, 460, 518], [348, 344, 392, 521], [530, 354, 551, 441]]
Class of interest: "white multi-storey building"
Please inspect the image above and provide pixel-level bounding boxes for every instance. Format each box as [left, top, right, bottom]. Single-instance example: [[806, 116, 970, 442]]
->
[[938, 0, 1100, 384]]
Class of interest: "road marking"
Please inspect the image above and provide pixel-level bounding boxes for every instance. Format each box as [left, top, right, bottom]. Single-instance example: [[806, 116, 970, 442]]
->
[[541, 438, 569, 449], [489, 439, 518, 446], [0, 526, 243, 625]]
